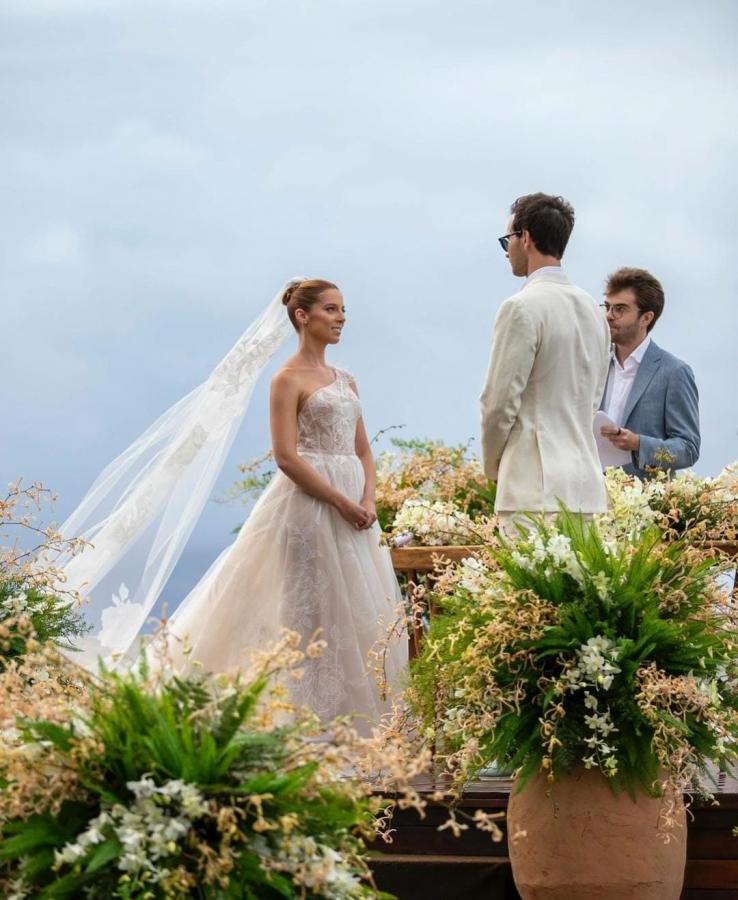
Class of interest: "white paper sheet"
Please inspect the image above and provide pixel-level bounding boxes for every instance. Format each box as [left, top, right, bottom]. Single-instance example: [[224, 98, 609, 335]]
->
[[594, 411, 632, 470]]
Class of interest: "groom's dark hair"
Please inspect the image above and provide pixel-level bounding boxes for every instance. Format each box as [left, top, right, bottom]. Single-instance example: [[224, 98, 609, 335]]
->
[[510, 193, 575, 259]]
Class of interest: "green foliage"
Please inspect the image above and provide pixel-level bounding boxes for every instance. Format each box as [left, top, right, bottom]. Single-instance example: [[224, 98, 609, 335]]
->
[[0, 577, 89, 668], [1, 661, 389, 899], [409, 510, 738, 797]]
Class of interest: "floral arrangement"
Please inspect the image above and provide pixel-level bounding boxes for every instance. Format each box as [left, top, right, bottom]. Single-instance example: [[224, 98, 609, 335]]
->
[[407, 511, 738, 805], [390, 500, 477, 548], [599, 464, 738, 545], [374, 438, 496, 547], [0, 629, 427, 899], [0, 481, 88, 666]]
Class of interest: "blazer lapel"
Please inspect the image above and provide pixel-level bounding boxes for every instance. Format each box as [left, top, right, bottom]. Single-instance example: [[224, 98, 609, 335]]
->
[[599, 358, 613, 410], [622, 341, 662, 425]]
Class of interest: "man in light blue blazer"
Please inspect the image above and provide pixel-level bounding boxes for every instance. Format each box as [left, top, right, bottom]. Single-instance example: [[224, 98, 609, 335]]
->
[[599, 267, 700, 478]]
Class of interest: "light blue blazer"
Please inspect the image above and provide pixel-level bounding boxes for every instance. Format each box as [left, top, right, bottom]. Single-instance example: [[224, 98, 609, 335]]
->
[[602, 340, 700, 478]]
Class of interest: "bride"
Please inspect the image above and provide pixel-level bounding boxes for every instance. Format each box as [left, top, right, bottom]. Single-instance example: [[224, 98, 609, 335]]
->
[[56, 278, 407, 725], [168, 279, 407, 721]]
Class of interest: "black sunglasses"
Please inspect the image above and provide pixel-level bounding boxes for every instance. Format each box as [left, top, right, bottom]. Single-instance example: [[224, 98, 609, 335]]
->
[[498, 231, 522, 252]]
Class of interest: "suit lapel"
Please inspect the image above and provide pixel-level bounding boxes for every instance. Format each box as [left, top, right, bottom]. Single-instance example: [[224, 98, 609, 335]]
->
[[622, 341, 662, 425], [599, 358, 613, 411]]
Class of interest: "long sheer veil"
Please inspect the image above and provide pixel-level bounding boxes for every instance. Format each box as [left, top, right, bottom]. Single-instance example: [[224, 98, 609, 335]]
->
[[56, 279, 300, 670]]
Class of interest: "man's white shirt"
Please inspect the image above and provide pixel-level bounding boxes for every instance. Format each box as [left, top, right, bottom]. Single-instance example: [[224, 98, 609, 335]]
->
[[603, 335, 651, 426], [524, 265, 565, 286]]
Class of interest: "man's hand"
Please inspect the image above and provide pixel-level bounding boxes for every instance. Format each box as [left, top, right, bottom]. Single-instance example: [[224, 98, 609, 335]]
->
[[600, 425, 640, 452]]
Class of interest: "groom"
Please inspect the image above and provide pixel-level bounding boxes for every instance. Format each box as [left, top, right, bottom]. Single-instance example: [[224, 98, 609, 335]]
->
[[480, 193, 611, 532]]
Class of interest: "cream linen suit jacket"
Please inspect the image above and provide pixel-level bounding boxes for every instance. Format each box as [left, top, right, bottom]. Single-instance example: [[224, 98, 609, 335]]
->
[[480, 270, 610, 514]]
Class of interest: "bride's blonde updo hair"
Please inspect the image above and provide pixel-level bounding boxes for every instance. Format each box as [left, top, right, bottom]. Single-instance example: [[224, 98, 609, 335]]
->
[[282, 279, 338, 330]]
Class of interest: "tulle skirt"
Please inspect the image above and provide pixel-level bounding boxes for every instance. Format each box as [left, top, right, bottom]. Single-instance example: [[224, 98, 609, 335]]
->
[[169, 451, 408, 726]]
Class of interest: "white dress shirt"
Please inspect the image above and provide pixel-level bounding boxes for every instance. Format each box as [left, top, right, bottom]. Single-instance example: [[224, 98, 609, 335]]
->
[[524, 265, 564, 285], [603, 335, 651, 426]]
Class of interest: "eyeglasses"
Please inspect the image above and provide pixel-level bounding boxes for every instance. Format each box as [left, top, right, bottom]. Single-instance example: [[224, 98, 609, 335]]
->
[[498, 231, 521, 252], [600, 301, 637, 319]]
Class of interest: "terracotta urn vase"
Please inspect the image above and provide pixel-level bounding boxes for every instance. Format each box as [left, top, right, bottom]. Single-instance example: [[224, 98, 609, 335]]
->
[[506, 768, 686, 900]]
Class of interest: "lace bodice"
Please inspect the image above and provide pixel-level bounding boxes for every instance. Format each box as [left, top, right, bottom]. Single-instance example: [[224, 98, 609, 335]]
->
[[297, 368, 361, 456]]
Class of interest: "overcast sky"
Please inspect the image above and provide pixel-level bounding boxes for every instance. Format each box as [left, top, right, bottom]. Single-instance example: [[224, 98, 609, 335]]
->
[[2, 0, 737, 602]]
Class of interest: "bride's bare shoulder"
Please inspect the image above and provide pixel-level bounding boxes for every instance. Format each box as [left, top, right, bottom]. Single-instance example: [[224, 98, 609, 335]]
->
[[270, 366, 303, 395]]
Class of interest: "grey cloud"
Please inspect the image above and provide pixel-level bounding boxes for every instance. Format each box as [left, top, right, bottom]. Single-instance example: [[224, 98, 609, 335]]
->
[[2, 0, 736, 602]]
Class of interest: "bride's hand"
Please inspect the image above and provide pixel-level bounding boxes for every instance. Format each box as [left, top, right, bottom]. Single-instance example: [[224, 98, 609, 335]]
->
[[335, 496, 372, 530], [359, 498, 377, 529]]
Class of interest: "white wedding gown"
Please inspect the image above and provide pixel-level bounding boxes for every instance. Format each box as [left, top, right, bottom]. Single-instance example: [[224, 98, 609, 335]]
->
[[168, 367, 408, 725]]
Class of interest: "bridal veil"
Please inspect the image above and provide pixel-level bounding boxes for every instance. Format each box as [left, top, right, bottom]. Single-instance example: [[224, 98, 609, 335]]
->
[[55, 279, 302, 669]]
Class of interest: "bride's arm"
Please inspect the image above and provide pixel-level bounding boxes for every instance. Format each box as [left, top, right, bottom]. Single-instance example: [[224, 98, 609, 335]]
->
[[355, 417, 378, 528], [270, 371, 371, 529], [348, 377, 378, 529]]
